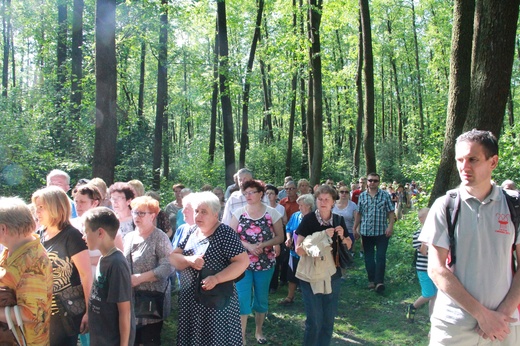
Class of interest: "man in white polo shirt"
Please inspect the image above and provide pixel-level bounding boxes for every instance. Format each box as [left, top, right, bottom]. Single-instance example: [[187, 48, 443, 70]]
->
[[419, 129, 520, 345]]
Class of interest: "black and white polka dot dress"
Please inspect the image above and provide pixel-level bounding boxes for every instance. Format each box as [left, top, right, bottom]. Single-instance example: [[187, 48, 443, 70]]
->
[[177, 223, 245, 345]]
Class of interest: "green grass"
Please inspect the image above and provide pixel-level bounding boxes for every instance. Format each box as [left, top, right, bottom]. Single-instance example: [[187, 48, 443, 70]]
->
[[162, 214, 430, 345]]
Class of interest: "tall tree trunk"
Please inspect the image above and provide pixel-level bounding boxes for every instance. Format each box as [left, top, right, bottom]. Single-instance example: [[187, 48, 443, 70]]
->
[[299, 0, 308, 177], [217, 0, 235, 186], [209, 19, 219, 164], [354, 17, 363, 177], [239, 0, 264, 168], [429, 0, 474, 204], [57, 0, 67, 103], [463, 0, 519, 134], [308, 0, 323, 186], [2, 0, 11, 97], [381, 62, 385, 140], [153, 0, 168, 190], [411, 1, 424, 148], [71, 0, 83, 120], [137, 41, 146, 118], [387, 19, 404, 148], [93, 0, 117, 186], [9, 22, 13, 88], [260, 58, 274, 143], [359, 0, 376, 174], [285, 0, 298, 177], [507, 89, 514, 127]]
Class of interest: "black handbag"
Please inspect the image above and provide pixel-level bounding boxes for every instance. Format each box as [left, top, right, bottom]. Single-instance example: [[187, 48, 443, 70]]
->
[[332, 214, 354, 269], [129, 242, 168, 320], [194, 268, 233, 310], [54, 284, 85, 336], [134, 290, 165, 319]]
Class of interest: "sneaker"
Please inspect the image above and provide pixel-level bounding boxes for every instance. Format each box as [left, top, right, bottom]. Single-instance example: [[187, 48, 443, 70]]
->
[[406, 304, 416, 322]]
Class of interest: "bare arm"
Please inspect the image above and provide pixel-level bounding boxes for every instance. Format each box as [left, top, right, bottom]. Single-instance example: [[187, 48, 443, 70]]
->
[[117, 301, 132, 346], [201, 252, 250, 290], [496, 246, 520, 317], [261, 219, 284, 248], [428, 244, 515, 341], [170, 247, 204, 271], [72, 250, 93, 334], [353, 212, 361, 239], [295, 233, 306, 257], [419, 242, 428, 256]]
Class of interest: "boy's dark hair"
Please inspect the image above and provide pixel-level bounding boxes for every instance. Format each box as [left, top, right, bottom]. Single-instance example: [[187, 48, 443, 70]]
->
[[456, 129, 498, 159], [84, 207, 120, 239]]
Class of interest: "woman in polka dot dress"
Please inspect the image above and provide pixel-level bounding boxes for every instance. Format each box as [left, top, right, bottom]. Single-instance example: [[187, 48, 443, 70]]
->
[[171, 192, 249, 345]]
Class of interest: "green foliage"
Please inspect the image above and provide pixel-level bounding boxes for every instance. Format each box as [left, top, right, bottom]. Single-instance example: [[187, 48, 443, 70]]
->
[[494, 124, 520, 185]]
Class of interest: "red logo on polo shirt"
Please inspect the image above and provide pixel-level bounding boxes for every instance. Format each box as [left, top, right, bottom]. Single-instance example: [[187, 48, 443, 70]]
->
[[495, 213, 511, 235]]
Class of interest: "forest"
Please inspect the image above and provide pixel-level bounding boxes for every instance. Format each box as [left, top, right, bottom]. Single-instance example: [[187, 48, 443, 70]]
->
[[0, 0, 519, 202]]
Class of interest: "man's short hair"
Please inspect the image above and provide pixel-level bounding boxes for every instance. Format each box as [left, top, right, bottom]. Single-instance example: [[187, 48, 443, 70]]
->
[[367, 173, 380, 179], [0, 197, 36, 236], [456, 129, 499, 159], [46, 169, 70, 185], [83, 207, 120, 239], [285, 180, 296, 188], [237, 168, 253, 177]]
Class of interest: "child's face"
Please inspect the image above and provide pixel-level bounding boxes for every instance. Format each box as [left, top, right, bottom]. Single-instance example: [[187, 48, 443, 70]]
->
[[82, 221, 100, 251]]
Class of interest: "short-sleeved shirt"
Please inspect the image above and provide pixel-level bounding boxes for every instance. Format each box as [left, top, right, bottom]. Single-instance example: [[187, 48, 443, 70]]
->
[[38, 224, 88, 315], [280, 197, 299, 219], [123, 228, 174, 325], [332, 201, 357, 234], [233, 205, 282, 271], [0, 236, 53, 346], [419, 184, 520, 327], [357, 189, 395, 236], [89, 250, 135, 345]]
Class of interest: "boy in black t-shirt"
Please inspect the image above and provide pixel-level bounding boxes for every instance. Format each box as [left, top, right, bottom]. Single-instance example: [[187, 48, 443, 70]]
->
[[83, 207, 135, 346]]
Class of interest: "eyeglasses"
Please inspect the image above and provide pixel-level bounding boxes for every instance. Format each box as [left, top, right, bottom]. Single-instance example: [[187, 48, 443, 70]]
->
[[339, 190, 349, 194], [286, 187, 296, 191], [367, 179, 380, 183], [243, 191, 259, 196], [131, 211, 152, 217], [265, 191, 275, 195]]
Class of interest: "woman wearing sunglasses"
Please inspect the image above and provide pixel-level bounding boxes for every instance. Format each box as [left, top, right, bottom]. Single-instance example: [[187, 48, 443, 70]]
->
[[332, 186, 358, 247]]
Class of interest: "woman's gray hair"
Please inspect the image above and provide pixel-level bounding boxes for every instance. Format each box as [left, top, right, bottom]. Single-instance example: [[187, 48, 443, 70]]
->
[[297, 193, 315, 210], [191, 191, 221, 215]]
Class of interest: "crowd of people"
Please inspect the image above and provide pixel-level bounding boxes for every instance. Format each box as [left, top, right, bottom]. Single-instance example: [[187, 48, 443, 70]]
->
[[1, 129, 519, 346]]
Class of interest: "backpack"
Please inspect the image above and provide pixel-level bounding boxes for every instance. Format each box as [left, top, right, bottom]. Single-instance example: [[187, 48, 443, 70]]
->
[[445, 188, 520, 272]]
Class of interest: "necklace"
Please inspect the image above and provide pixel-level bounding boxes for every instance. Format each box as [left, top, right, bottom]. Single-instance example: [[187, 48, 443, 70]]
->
[[104, 247, 119, 258]]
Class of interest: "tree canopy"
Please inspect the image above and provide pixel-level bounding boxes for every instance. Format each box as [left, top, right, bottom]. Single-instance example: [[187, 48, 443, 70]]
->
[[0, 0, 519, 199]]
